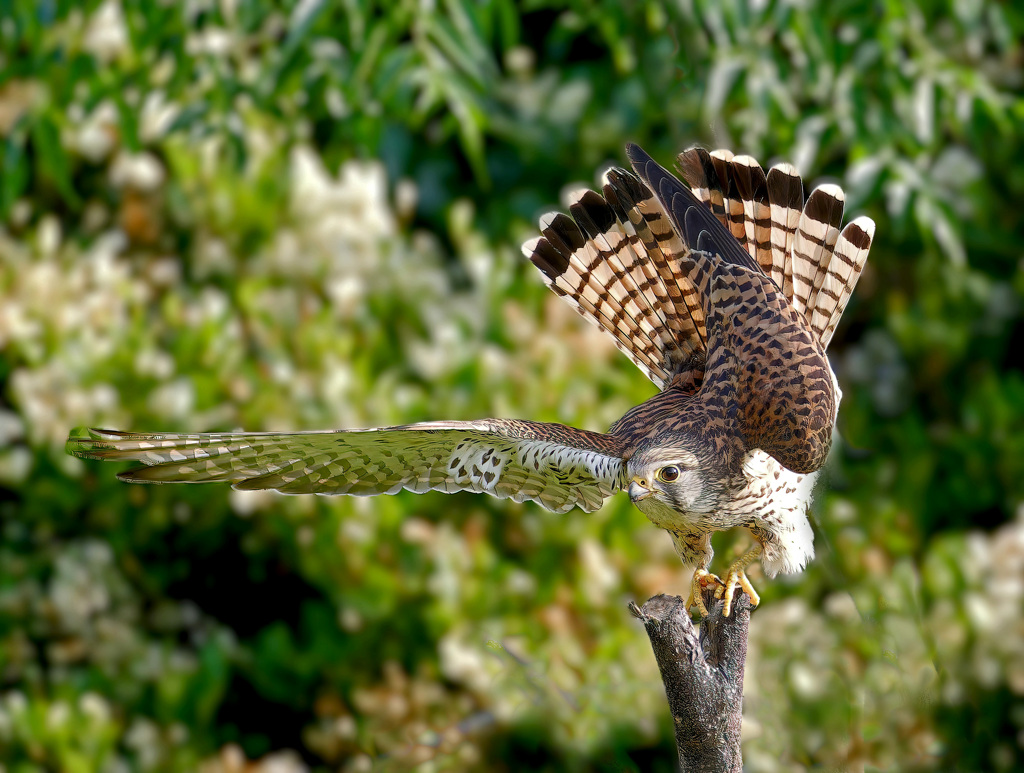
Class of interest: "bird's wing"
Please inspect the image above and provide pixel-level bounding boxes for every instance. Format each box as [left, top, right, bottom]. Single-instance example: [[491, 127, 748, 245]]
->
[[676, 146, 875, 349], [522, 141, 871, 396], [703, 262, 838, 474], [67, 420, 628, 514], [522, 144, 763, 393], [522, 180, 705, 390], [630, 144, 837, 474]]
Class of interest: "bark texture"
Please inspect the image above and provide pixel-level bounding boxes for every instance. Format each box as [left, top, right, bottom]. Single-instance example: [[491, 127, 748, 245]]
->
[[629, 588, 751, 772]]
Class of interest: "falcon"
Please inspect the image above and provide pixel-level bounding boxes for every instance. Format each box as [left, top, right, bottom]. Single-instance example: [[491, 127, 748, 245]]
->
[[67, 144, 874, 617]]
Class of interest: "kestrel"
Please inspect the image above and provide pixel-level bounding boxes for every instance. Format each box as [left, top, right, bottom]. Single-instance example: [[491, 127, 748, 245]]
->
[[67, 144, 873, 616]]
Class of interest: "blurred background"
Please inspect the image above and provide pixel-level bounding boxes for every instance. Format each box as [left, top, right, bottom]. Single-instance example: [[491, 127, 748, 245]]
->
[[1, 0, 1023, 770]]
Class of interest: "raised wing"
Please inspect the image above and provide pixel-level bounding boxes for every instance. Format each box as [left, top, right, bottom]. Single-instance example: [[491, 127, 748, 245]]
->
[[523, 143, 873, 398], [522, 179, 705, 389], [67, 420, 628, 514]]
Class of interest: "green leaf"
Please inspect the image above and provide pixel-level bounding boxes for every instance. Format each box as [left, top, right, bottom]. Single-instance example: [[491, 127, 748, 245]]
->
[[31, 112, 79, 207], [1, 123, 29, 215]]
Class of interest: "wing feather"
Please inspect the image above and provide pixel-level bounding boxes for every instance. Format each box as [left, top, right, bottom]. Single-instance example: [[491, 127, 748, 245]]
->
[[523, 167, 711, 388], [525, 213, 670, 386], [524, 143, 875, 396], [67, 421, 627, 514], [602, 168, 708, 378]]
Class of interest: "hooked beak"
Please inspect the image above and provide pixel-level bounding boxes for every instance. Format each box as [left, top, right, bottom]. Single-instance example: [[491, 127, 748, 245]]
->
[[628, 479, 653, 503]]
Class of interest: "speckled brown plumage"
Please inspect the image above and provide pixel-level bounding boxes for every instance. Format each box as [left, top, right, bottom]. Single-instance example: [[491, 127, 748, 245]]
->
[[67, 143, 874, 614]]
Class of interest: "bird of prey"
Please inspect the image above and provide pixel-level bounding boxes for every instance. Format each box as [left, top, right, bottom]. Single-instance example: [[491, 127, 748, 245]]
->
[[67, 143, 873, 617]]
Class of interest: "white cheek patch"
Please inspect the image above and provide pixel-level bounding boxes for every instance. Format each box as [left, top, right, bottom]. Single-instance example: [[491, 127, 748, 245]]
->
[[669, 472, 703, 510]]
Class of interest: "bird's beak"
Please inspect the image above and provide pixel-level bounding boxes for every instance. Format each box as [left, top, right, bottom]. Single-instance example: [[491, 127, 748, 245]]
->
[[629, 479, 652, 503]]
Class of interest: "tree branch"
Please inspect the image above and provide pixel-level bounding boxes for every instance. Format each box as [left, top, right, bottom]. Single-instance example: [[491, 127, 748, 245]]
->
[[629, 588, 750, 772]]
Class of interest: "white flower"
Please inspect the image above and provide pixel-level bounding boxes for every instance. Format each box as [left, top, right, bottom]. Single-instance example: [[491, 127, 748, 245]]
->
[[83, 0, 128, 62], [110, 151, 166, 191]]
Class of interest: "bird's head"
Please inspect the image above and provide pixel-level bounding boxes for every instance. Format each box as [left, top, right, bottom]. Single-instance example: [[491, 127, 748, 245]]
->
[[625, 445, 718, 518]]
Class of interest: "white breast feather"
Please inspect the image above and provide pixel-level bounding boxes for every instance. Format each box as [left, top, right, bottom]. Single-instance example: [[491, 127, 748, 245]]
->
[[739, 450, 818, 576]]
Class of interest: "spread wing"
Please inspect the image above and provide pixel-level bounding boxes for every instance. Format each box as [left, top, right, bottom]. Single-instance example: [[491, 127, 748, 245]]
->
[[523, 143, 874, 395], [67, 420, 628, 514], [522, 182, 705, 389]]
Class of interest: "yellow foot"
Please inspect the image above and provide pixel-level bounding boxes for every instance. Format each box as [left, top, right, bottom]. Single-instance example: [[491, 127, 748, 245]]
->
[[686, 568, 725, 617], [715, 543, 764, 617], [715, 567, 760, 617]]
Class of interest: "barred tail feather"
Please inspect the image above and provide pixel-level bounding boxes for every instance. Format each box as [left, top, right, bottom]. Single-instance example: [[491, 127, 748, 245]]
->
[[789, 184, 845, 317], [766, 162, 805, 298], [816, 216, 874, 347], [729, 155, 772, 274], [677, 147, 723, 222], [681, 148, 787, 289], [677, 147, 874, 349], [710, 149, 748, 247]]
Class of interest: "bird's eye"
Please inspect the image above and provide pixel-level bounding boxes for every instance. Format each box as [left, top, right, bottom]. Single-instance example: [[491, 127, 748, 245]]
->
[[659, 465, 680, 483]]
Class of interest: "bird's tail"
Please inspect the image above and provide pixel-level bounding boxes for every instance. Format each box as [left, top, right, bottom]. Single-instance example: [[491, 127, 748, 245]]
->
[[676, 146, 874, 349]]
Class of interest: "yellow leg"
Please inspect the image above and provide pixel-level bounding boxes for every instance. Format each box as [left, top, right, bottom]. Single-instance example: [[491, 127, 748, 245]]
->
[[716, 543, 762, 617], [685, 568, 725, 617]]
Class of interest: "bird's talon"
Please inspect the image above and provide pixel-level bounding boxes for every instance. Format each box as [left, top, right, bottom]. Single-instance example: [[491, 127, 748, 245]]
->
[[719, 569, 760, 617], [686, 569, 724, 617], [715, 544, 764, 617]]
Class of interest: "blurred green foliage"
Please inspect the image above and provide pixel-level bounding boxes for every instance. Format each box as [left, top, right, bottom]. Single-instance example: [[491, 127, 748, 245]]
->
[[1, 0, 1023, 770]]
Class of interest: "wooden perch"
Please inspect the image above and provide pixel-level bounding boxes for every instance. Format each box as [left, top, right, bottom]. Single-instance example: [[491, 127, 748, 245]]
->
[[629, 588, 751, 772]]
